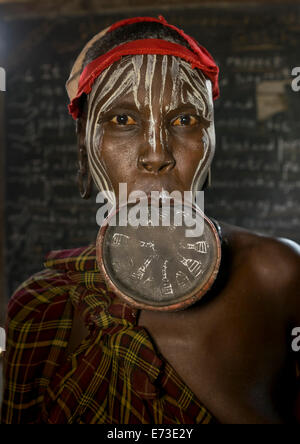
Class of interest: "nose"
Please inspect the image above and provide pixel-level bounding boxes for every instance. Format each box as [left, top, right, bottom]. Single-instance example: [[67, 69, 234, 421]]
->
[[138, 154, 175, 174], [138, 141, 175, 175]]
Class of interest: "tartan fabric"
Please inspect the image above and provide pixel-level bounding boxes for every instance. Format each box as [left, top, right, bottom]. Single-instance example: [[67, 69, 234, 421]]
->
[[1, 245, 217, 424]]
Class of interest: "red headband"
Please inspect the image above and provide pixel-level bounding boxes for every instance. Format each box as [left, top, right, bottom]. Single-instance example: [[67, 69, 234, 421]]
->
[[68, 16, 219, 120]]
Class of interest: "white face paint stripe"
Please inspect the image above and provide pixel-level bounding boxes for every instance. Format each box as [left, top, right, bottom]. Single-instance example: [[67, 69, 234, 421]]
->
[[88, 64, 111, 103], [159, 55, 169, 150], [86, 86, 107, 193], [87, 63, 118, 116], [181, 63, 210, 99], [99, 73, 133, 114], [131, 54, 144, 110], [145, 54, 158, 153], [169, 57, 180, 111], [179, 64, 209, 117], [205, 79, 214, 106], [160, 55, 168, 115], [91, 59, 134, 115], [86, 111, 111, 196], [191, 126, 215, 193]]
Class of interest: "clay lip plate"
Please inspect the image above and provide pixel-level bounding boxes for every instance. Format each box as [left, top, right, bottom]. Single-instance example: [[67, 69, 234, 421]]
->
[[96, 200, 222, 312]]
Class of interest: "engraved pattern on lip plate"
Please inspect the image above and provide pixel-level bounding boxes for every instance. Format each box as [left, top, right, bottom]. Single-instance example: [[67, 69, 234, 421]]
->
[[96, 200, 221, 311]]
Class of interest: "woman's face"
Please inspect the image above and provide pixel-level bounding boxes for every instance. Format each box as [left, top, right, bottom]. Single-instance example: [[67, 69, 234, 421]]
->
[[84, 54, 215, 201]]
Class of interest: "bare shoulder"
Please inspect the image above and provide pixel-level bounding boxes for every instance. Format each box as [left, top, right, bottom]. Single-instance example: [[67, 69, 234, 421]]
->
[[219, 221, 300, 322]]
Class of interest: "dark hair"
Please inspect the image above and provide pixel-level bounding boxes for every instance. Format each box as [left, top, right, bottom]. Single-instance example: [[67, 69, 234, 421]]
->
[[82, 21, 191, 71]]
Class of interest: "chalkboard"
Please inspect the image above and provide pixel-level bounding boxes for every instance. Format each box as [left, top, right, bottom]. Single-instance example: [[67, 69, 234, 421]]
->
[[2, 4, 300, 301]]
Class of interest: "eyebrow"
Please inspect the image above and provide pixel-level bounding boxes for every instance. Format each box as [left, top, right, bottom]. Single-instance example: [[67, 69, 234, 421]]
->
[[97, 98, 206, 118]]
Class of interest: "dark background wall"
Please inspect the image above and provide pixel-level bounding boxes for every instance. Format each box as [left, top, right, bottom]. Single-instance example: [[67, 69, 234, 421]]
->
[[0, 1, 300, 321]]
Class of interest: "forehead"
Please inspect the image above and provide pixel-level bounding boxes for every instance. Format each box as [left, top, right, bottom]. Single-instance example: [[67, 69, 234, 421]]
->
[[87, 54, 212, 115]]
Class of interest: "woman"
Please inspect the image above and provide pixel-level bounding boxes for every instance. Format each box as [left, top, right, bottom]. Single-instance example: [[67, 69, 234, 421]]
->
[[1, 16, 300, 424]]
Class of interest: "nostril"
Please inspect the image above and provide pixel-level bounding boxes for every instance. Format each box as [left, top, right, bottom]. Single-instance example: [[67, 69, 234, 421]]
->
[[158, 160, 174, 173], [139, 159, 151, 171], [143, 162, 152, 172], [139, 158, 175, 174]]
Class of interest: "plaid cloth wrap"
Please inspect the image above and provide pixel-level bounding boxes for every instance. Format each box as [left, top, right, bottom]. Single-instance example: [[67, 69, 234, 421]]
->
[[1, 245, 217, 424]]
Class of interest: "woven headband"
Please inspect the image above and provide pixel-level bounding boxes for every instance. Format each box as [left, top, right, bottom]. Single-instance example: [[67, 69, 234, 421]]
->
[[67, 15, 220, 120]]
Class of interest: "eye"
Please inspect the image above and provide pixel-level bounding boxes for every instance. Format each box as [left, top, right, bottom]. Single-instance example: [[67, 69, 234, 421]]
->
[[172, 115, 198, 126], [111, 114, 136, 125]]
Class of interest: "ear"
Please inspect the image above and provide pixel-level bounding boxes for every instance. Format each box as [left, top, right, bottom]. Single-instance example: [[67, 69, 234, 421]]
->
[[76, 115, 93, 199]]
